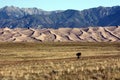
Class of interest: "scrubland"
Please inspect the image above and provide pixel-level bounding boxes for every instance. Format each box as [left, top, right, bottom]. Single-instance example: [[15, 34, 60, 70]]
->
[[0, 42, 120, 80]]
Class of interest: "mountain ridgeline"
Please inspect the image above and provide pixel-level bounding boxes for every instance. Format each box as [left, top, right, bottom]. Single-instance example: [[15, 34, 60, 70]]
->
[[0, 6, 120, 28]]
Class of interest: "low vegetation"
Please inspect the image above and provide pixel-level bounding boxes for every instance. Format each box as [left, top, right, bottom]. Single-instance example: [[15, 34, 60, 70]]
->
[[0, 42, 120, 80]]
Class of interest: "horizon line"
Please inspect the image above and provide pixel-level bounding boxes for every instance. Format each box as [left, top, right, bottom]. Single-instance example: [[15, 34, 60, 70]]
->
[[0, 5, 120, 11]]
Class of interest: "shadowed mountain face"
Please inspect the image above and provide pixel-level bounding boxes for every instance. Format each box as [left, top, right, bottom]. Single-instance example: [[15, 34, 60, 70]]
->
[[0, 6, 120, 28], [0, 26, 120, 42]]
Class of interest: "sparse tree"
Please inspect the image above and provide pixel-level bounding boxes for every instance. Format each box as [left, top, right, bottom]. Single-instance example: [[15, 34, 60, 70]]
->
[[76, 52, 81, 59]]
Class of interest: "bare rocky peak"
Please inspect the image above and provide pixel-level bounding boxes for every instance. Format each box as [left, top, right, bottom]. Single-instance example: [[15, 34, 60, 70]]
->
[[1, 6, 20, 11], [0, 6, 63, 16], [0, 6, 24, 18], [22, 7, 44, 15]]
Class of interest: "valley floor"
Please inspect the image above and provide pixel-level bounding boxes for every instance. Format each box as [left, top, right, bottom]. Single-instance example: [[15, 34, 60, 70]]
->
[[0, 42, 120, 80]]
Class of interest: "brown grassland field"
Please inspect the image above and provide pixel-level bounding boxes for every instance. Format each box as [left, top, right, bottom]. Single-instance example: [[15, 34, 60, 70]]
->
[[0, 42, 120, 80]]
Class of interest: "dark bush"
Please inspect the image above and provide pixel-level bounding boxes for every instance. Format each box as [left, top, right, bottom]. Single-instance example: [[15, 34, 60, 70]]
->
[[76, 52, 81, 59]]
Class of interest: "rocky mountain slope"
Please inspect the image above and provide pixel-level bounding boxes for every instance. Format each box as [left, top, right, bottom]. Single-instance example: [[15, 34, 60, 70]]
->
[[0, 6, 120, 28], [0, 26, 120, 42]]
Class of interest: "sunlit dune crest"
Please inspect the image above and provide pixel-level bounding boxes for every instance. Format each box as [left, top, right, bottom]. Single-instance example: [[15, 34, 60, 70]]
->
[[0, 26, 120, 42]]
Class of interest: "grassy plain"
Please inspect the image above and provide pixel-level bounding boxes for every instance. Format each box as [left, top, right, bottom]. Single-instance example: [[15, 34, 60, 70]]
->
[[0, 42, 120, 80]]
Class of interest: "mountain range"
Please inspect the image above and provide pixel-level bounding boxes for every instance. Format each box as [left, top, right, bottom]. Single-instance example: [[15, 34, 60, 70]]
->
[[0, 6, 120, 28]]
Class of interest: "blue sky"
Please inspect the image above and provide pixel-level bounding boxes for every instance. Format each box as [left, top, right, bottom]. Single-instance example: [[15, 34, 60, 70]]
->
[[0, 0, 120, 11]]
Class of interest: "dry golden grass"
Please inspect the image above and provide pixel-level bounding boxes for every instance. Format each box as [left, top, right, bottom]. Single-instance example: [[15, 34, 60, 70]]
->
[[0, 42, 120, 80], [0, 42, 120, 60]]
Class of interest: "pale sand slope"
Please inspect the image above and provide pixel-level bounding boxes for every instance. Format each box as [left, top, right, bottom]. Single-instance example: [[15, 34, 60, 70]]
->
[[0, 26, 120, 42]]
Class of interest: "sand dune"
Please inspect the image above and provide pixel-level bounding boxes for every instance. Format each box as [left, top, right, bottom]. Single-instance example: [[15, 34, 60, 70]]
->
[[0, 26, 120, 42]]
